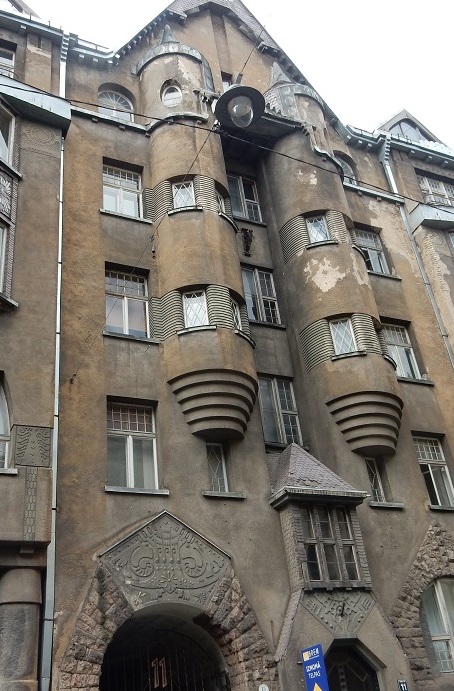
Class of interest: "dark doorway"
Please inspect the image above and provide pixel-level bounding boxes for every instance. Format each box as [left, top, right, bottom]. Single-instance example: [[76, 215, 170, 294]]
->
[[100, 615, 229, 691], [325, 647, 379, 691]]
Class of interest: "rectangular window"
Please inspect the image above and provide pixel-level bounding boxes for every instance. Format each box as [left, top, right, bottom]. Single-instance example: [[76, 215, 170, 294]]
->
[[417, 174, 454, 207], [0, 385, 9, 469], [382, 324, 420, 379], [0, 106, 12, 163], [241, 268, 280, 324], [422, 580, 454, 673], [258, 377, 301, 445], [0, 47, 14, 78], [183, 290, 208, 328], [301, 506, 360, 584], [102, 165, 141, 217], [413, 437, 454, 507], [207, 444, 228, 492], [449, 233, 454, 250], [221, 73, 232, 93], [107, 403, 157, 489], [353, 228, 389, 274], [330, 318, 356, 355], [105, 270, 149, 338], [230, 298, 242, 330], [365, 458, 386, 503], [307, 216, 329, 243], [227, 175, 262, 222], [172, 181, 195, 209]]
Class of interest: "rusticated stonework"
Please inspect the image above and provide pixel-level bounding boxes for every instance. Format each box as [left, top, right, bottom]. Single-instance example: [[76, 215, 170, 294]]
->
[[100, 512, 230, 609], [58, 513, 279, 691], [302, 590, 375, 636], [390, 523, 454, 688], [13, 425, 52, 467]]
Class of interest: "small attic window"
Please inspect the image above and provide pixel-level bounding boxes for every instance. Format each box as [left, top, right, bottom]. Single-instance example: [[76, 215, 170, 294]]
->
[[162, 84, 182, 108], [390, 119, 430, 143], [98, 91, 134, 122], [337, 157, 357, 185]]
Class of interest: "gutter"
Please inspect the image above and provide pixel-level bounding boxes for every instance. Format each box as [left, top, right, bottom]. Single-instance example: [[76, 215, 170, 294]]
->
[[39, 36, 69, 691], [379, 134, 454, 369]]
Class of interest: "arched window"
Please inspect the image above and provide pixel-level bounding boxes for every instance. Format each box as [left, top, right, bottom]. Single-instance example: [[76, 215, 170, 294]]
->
[[162, 84, 182, 107], [98, 91, 134, 122], [422, 579, 454, 672], [336, 156, 357, 185], [0, 384, 10, 468]]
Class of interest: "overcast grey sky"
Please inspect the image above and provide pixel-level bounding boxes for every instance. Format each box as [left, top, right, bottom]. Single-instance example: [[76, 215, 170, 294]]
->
[[31, 0, 454, 147]]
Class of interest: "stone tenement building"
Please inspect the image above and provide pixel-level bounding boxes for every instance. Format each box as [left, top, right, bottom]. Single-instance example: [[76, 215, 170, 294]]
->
[[0, 1, 454, 690]]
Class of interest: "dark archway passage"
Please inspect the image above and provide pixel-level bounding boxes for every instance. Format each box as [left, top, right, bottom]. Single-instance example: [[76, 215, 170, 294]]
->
[[325, 647, 379, 691], [99, 612, 230, 691]]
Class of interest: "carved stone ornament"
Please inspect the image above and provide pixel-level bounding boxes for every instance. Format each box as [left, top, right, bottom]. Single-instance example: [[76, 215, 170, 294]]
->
[[100, 512, 230, 610], [0, 171, 12, 216], [13, 425, 52, 467], [302, 590, 375, 636]]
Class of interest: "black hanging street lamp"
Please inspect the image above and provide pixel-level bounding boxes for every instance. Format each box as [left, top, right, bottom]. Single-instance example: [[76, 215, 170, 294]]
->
[[214, 84, 265, 129]]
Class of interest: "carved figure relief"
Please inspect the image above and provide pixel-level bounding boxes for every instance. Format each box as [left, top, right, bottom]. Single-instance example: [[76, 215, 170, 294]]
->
[[302, 591, 375, 636], [101, 512, 230, 609]]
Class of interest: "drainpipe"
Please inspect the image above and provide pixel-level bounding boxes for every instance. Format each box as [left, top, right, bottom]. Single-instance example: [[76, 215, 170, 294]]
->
[[39, 33, 69, 691], [379, 133, 454, 369]]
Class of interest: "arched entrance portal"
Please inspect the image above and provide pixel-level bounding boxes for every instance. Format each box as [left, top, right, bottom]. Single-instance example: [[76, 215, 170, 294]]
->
[[99, 608, 229, 691], [325, 647, 379, 691]]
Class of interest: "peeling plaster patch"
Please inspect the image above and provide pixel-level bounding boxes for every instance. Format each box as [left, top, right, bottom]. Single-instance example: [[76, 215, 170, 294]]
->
[[304, 258, 346, 291], [309, 172, 317, 185], [296, 169, 305, 181], [351, 252, 370, 286]]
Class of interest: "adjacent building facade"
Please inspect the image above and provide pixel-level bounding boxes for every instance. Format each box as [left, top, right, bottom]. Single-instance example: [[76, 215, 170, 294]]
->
[[1, 1, 454, 690]]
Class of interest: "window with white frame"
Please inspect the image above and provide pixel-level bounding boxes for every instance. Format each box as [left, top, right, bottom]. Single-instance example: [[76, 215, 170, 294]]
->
[[183, 290, 208, 328], [102, 165, 141, 217], [417, 175, 454, 207], [300, 506, 360, 584], [0, 224, 6, 292], [258, 377, 301, 445], [216, 190, 225, 213], [330, 318, 357, 355], [162, 84, 182, 107], [230, 298, 242, 330], [307, 215, 330, 243], [172, 181, 195, 209], [413, 437, 454, 507], [422, 579, 454, 673], [0, 384, 9, 468], [227, 175, 262, 222], [107, 403, 157, 489], [98, 91, 133, 122], [382, 324, 421, 379], [207, 444, 228, 492], [0, 47, 14, 78], [352, 228, 389, 274], [0, 105, 13, 163], [365, 458, 387, 503], [241, 267, 280, 324], [105, 270, 149, 339]]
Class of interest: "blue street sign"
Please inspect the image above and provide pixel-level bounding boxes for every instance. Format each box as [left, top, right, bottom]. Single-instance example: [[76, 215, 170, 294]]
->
[[301, 644, 330, 691]]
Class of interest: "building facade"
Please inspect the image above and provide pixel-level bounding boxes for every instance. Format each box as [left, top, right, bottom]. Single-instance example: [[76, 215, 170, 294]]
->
[[1, 1, 454, 691]]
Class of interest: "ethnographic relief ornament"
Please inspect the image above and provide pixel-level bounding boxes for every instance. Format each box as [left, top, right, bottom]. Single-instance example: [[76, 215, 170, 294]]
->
[[0, 171, 12, 216], [100, 513, 230, 610], [302, 591, 375, 636]]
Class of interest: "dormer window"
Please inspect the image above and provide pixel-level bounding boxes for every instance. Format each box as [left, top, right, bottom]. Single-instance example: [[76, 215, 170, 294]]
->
[[98, 91, 134, 122]]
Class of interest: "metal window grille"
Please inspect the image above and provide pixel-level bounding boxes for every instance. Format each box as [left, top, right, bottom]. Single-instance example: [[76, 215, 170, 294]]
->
[[183, 291, 208, 328], [241, 268, 280, 324], [307, 216, 330, 243], [330, 319, 356, 355], [382, 324, 420, 379], [258, 377, 301, 445], [172, 181, 195, 209], [207, 444, 228, 492], [413, 437, 454, 507]]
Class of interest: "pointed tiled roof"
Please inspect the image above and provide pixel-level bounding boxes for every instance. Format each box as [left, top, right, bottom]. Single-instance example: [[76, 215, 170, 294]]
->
[[270, 444, 367, 508]]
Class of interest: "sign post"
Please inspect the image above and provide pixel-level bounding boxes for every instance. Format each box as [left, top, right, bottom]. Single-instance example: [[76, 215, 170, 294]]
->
[[301, 644, 330, 691]]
